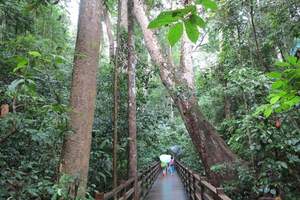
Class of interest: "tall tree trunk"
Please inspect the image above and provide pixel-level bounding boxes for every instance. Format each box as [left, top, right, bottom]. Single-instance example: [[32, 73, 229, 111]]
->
[[133, 0, 238, 186], [112, 0, 129, 189], [127, 0, 138, 198], [60, 0, 101, 198], [112, 0, 126, 189]]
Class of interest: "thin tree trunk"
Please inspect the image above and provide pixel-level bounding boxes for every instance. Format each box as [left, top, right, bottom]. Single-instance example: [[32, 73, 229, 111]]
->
[[249, 0, 269, 72], [112, 0, 122, 190], [133, 0, 238, 186], [127, 0, 138, 198], [224, 94, 231, 119], [60, 0, 101, 198]]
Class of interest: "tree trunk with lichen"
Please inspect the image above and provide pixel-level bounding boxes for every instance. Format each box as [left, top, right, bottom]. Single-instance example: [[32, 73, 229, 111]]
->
[[59, 0, 101, 198]]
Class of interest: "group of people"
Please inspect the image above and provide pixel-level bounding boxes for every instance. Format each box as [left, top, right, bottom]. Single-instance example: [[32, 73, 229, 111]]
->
[[161, 156, 175, 176]]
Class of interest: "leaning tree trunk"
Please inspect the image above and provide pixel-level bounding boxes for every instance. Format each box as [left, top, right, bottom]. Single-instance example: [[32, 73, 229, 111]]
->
[[133, 0, 238, 186], [60, 0, 101, 198]]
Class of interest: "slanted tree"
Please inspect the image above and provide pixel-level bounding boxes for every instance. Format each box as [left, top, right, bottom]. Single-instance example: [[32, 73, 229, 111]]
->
[[59, 0, 101, 198], [133, 0, 238, 185]]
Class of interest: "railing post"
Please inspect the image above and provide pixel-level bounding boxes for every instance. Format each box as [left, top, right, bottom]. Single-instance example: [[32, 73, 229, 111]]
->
[[200, 177, 205, 200], [189, 171, 193, 199], [95, 191, 104, 200], [201, 184, 205, 200]]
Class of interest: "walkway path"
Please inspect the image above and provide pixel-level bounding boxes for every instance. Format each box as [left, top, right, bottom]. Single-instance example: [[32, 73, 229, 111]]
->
[[146, 171, 188, 200]]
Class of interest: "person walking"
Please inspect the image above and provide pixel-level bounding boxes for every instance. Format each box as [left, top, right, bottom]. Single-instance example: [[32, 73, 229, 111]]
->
[[161, 161, 168, 176], [169, 156, 175, 175]]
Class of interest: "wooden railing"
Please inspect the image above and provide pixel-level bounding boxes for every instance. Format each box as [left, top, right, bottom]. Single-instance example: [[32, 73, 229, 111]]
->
[[176, 161, 232, 200], [95, 161, 161, 200]]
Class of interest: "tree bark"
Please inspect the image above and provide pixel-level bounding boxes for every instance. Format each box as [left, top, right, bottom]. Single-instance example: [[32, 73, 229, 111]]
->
[[133, 0, 238, 186], [60, 0, 101, 198], [112, 0, 123, 190], [127, 0, 138, 198]]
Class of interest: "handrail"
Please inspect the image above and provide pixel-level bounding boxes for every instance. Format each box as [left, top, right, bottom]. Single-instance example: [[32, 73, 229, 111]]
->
[[175, 160, 232, 200], [95, 161, 161, 200]]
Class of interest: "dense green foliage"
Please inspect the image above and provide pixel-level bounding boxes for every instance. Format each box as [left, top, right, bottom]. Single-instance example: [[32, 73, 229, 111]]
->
[[194, 0, 300, 199], [0, 0, 299, 199], [0, 1, 71, 199]]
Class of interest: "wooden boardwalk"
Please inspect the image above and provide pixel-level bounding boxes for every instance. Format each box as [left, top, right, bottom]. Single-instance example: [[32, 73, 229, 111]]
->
[[146, 171, 188, 200]]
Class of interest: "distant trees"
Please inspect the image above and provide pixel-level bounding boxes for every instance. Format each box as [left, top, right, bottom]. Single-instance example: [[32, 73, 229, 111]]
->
[[59, 0, 102, 198]]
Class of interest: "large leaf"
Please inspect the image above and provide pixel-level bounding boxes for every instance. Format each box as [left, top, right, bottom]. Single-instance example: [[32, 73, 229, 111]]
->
[[148, 11, 178, 29], [184, 18, 199, 43], [190, 14, 206, 28], [148, 5, 196, 29], [168, 22, 183, 46]]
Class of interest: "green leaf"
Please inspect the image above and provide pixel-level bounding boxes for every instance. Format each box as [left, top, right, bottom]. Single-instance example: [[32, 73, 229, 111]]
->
[[148, 6, 197, 29], [254, 105, 267, 116], [285, 96, 300, 107], [287, 56, 297, 65], [275, 61, 290, 67], [271, 80, 284, 89], [267, 72, 281, 79], [28, 51, 41, 57], [148, 11, 179, 29], [196, 0, 218, 10], [270, 95, 281, 104], [13, 58, 28, 72], [184, 18, 199, 43], [168, 22, 184, 46], [263, 105, 273, 117], [190, 14, 206, 28]]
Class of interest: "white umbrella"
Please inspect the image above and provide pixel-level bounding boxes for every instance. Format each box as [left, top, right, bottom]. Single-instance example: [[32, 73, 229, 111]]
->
[[159, 154, 171, 163]]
